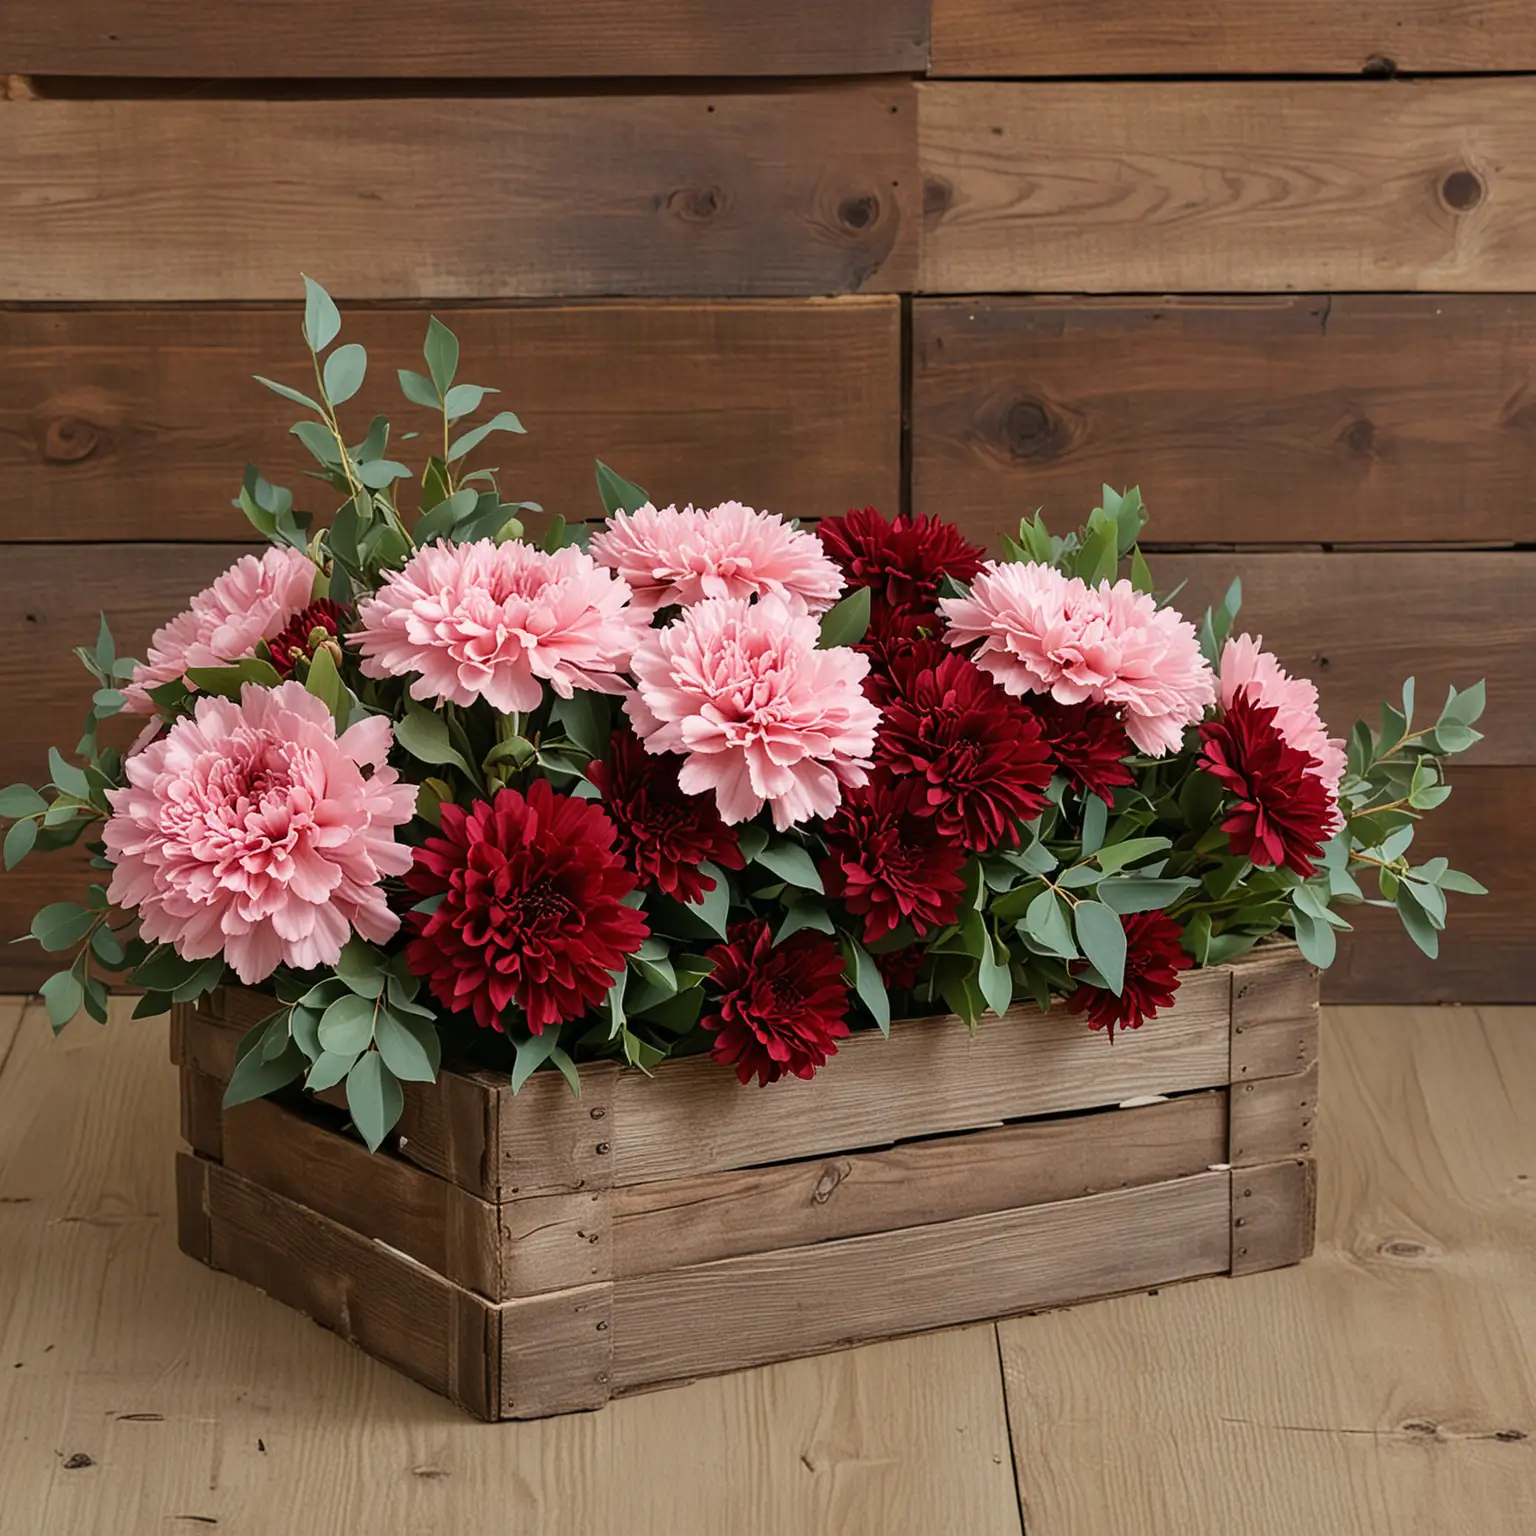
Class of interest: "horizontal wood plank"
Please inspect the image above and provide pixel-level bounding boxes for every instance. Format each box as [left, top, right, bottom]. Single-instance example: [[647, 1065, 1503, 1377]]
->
[[918, 80, 1536, 293], [0, 300, 901, 542], [610, 1171, 1233, 1390], [0, 90, 917, 300], [929, 1, 1536, 76], [911, 295, 1536, 546], [1155, 553, 1534, 766], [3, 1, 928, 77]]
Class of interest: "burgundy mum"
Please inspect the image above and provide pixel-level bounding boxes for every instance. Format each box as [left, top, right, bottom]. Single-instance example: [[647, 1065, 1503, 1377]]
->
[[266, 598, 349, 679], [702, 919, 852, 1086], [1198, 690, 1335, 876], [1069, 910, 1192, 1040], [820, 774, 967, 943], [1029, 696, 1137, 804], [876, 643, 1052, 851], [584, 730, 746, 904], [404, 780, 648, 1034]]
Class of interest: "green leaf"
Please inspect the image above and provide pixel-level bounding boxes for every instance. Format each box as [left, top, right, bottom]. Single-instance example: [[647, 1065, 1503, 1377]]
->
[[335, 938, 385, 998], [775, 903, 836, 943], [291, 418, 341, 467], [685, 861, 731, 937], [754, 840, 824, 894], [303, 645, 347, 730], [511, 1030, 561, 1094], [253, 375, 323, 413], [170, 956, 226, 1003], [305, 1049, 357, 1093], [841, 935, 891, 1036], [185, 658, 284, 699], [0, 784, 46, 818], [302, 275, 342, 353], [1436, 868, 1488, 896], [595, 459, 650, 517], [48, 747, 90, 799], [817, 587, 871, 650], [398, 368, 441, 409], [423, 316, 460, 396], [550, 692, 609, 760], [374, 1008, 440, 1084], [448, 411, 525, 461], [89, 925, 126, 968], [1073, 901, 1125, 996], [290, 1005, 322, 1061], [29, 901, 95, 953], [1094, 835, 1170, 873], [977, 931, 1013, 1019], [415, 486, 481, 544], [1440, 680, 1486, 729], [1290, 908, 1337, 968], [395, 703, 477, 779], [346, 1052, 404, 1152], [1429, 718, 1479, 754], [1396, 885, 1440, 958], [1079, 793, 1108, 856], [356, 458, 412, 489], [4, 816, 37, 870], [40, 969, 84, 1033], [317, 993, 377, 1056], [1097, 876, 1200, 914], [443, 382, 498, 421], [224, 1034, 305, 1109], [1021, 887, 1076, 959]]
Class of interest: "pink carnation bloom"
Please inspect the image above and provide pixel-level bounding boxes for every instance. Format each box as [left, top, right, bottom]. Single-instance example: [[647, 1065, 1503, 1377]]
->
[[626, 593, 879, 830], [104, 683, 416, 985], [940, 562, 1215, 757], [589, 500, 845, 615], [122, 547, 317, 713], [1220, 633, 1347, 822], [353, 539, 647, 712]]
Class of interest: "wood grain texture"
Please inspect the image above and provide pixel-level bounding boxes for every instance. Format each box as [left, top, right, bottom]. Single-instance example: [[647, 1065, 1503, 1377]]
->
[[997, 1005, 1536, 1534], [929, 0, 1536, 76], [0, 90, 917, 301], [1155, 552, 1535, 766], [1229, 1066, 1320, 1169], [612, 1172, 1232, 1390], [0, 300, 902, 542], [918, 80, 1536, 293], [910, 295, 1536, 546], [1, 0, 929, 77], [1230, 1158, 1318, 1275], [1230, 947, 1321, 1084]]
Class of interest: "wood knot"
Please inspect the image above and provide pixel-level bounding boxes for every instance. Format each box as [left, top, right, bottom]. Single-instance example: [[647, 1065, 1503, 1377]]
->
[[63, 1453, 94, 1469], [40, 414, 105, 464], [1402, 1419, 1441, 1438], [837, 194, 878, 232], [1441, 169, 1484, 212], [1001, 398, 1069, 461], [1378, 1237, 1430, 1260], [1361, 55, 1398, 78], [922, 177, 953, 219], [1342, 418, 1375, 456], [668, 185, 723, 222], [811, 1159, 851, 1205], [1494, 1428, 1528, 1442]]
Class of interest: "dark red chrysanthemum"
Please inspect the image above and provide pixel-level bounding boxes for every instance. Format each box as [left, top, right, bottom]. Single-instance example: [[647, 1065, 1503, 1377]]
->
[[817, 507, 985, 654], [584, 730, 745, 904], [1198, 690, 1334, 876], [1068, 910, 1192, 1040], [874, 944, 926, 992], [1029, 696, 1137, 804], [875, 645, 1052, 851], [702, 918, 851, 1086], [404, 780, 648, 1034], [266, 599, 349, 679], [820, 775, 967, 943]]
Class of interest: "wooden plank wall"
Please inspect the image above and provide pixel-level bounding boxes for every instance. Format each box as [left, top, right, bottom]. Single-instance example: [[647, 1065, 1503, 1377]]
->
[[1, 6, 1531, 1000]]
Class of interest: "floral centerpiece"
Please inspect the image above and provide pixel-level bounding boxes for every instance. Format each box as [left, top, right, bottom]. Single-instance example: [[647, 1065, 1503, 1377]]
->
[[1, 282, 1486, 1150]]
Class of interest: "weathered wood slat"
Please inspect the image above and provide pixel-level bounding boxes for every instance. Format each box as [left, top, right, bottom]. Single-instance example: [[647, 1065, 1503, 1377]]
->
[[0, 300, 901, 543], [1229, 1066, 1319, 1169], [917, 81, 1536, 293], [929, 0, 1536, 76], [610, 1171, 1233, 1390], [1229, 947, 1320, 1084], [0, 91, 917, 301], [910, 296, 1536, 547], [1154, 553, 1534, 767], [1, 1, 929, 78], [1230, 1159, 1318, 1276]]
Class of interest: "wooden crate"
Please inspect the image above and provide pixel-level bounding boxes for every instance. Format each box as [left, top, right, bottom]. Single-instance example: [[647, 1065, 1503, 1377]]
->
[[169, 946, 1319, 1420]]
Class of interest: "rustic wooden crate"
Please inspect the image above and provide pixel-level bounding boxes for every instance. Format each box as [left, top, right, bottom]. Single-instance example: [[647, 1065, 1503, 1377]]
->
[[169, 945, 1319, 1420]]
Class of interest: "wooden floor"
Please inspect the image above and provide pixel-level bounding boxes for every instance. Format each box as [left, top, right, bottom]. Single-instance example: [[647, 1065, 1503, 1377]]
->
[[0, 998, 1530, 1535]]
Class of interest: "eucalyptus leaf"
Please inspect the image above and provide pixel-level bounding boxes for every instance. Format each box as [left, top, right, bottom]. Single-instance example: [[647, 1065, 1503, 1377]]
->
[[754, 840, 824, 894], [424, 316, 459, 396], [448, 411, 526, 461], [511, 1030, 562, 1094], [302, 275, 341, 353], [40, 969, 84, 1033], [841, 935, 891, 1036], [374, 1008, 440, 1083], [224, 1036, 305, 1109], [1073, 901, 1125, 996], [347, 1051, 404, 1152], [817, 587, 871, 650], [4, 817, 37, 870], [322, 343, 367, 405], [317, 993, 377, 1056], [594, 460, 650, 517]]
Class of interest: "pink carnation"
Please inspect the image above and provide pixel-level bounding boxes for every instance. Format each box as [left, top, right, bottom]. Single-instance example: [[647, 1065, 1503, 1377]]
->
[[1220, 633, 1347, 816], [589, 500, 844, 615], [122, 546, 317, 713], [353, 539, 647, 712], [940, 562, 1215, 757], [626, 593, 879, 830], [104, 683, 416, 984]]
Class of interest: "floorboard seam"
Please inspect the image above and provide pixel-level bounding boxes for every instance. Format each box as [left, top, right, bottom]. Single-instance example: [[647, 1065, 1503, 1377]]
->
[[993, 1322, 1030, 1535]]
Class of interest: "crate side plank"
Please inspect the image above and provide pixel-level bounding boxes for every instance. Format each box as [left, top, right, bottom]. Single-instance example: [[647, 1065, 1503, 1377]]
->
[[499, 1285, 614, 1420], [1229, 947, 1322, 1082], [0, 92, 918, 301], [608, 1170, 1233, 1389], [1231, 1159, 1318, 1276], [0, 300, 902, 544], [175, 1149, 212, 1265], [179, 1062, 224, 1163], [1229, 1064, 1319, 1170], [918, 80, 1536, 294], [601, 966, 1233, 1188], [192, 1155, 499, 1419]]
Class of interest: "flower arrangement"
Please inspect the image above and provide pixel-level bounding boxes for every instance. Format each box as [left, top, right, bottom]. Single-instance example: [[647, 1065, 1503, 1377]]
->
[[1, 282, 1487, 1149]]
